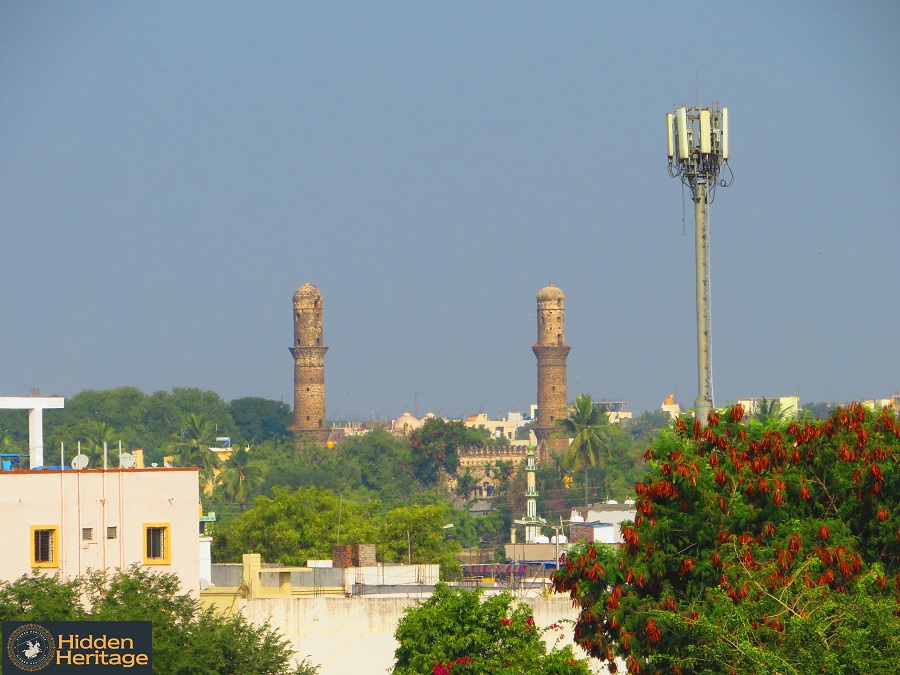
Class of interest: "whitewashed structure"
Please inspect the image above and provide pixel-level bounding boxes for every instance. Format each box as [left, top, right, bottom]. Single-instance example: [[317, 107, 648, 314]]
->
[[0, 467, 201, 597]]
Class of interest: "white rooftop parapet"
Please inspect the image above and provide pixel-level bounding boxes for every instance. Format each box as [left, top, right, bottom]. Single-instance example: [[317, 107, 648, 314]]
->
[[0, 396, 65, 468]]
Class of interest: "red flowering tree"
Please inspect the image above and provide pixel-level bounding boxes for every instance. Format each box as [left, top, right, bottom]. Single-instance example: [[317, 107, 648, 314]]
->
[[392, 584, 591, 675], [552, 403, 900, 674]]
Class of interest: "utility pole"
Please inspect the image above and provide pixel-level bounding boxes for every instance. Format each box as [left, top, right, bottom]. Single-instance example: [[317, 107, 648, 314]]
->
[[667, 104, 733, 425]]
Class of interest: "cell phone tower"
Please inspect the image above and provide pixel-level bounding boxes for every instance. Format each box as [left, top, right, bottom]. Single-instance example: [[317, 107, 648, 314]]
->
[[667, 104, 733, 425]]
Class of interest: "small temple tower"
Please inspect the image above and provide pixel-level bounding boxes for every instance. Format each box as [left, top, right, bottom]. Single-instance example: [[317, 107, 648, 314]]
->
[[290, 283, 329, 443], [532, 284, 571, 461]]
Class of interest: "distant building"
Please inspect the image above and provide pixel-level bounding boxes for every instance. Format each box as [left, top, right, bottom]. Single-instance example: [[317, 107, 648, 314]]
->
[[737, 395, 800, 418], [0, 466, 202, 597], [465, 411, 529, 441], [390, 411, 436, 436], [860, 395, 899, 411], [455, 444, 528, 499], [569, 502, 637, 545], [661, 393, 681, 419], [593, 399, 632, 424]]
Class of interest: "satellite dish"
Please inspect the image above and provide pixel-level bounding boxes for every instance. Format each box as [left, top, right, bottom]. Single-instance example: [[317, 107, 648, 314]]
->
[[119, 453, 136, 469], [199, 579, 210, 591], [71, 454, 90, 470]]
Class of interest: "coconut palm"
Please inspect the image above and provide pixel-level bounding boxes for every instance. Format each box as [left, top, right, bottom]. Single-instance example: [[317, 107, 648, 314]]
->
[[80, 421, 118, 466], [0, 428, 22, 453], [555, 394, 612, 508], [170, 413, 218, 481], [216, 446, 267, 509], [752, 398, 788, 425]]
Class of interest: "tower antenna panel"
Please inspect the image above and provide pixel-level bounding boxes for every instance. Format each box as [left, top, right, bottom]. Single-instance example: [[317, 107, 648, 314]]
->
[[721, 107, 729, 159], [676, 107, 689, 160], [699, 109, 712, 154], [666, 113, 675, 158]]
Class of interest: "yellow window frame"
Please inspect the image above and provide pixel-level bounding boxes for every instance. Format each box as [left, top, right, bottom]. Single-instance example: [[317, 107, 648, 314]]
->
[[143, 523, 171, 565], [31, 525, 60, 568]]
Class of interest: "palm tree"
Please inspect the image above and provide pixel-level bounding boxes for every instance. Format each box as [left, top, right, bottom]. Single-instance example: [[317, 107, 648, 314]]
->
[[752, 398, 787, 425], [170, 413, 218, 482], [80, 421, 117, 466], [0, 428, 22, 453], [216, 446, 267, 509], [555, 394, 612, 508]]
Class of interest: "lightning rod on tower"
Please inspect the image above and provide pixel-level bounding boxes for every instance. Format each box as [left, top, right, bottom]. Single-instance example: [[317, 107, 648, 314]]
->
[[666, 103, 733, 425]]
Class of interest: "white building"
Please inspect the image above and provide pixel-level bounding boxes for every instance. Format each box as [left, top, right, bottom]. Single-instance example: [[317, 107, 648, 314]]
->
[[737, 395, 800, 418], [465, 412, 529, 441], [0, 467, 202, 597]]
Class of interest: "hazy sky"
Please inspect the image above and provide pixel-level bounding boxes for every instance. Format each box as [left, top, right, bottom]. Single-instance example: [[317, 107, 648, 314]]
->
[[2, 1, 898, 421]]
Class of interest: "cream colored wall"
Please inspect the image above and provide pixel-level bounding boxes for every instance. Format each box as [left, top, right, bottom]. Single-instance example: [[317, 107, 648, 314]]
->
[[223, 593, 602, 674], [0, 468, 200, 597]]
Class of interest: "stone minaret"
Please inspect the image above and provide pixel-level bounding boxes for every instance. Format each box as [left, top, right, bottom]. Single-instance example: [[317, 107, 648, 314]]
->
[[532, 284, 570, 461], [290, 283, 329, 443]]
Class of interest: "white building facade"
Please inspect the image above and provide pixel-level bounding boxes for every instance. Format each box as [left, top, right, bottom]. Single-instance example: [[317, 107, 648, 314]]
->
[[0, 467, 201, 596]]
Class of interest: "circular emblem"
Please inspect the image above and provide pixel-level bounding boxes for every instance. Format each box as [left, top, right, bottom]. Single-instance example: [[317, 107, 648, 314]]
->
[[7, 624, 55, 672]]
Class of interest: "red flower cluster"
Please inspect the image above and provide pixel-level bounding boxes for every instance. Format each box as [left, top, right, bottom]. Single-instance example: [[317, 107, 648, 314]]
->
[[432, 656, 473, 674]]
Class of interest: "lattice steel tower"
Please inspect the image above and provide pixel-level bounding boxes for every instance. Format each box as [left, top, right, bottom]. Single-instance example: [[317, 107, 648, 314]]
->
[[290, 283, 329, 443], [666, 104, 732, 425]]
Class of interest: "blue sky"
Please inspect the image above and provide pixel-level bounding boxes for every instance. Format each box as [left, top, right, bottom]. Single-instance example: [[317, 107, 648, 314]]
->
[[1, 1, 898, 420]]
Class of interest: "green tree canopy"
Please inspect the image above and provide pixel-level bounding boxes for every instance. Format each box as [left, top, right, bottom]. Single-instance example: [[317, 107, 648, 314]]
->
[[409, 418, 486, 487], [211, 486, 378, 565], [229, 397, 292, 443], [211, 487, 464, 575], [378, 502, 462, 578], [552, 403, 900, 674], [0, 566, 318, 674], [392, 584, 591, 675]]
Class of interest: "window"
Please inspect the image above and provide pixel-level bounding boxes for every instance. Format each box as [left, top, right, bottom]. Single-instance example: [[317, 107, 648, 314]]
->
[[82, 528, 93, 541], [31, 526, 59, 568], [143, 524, 171, 565], [107, 526, 118, 540]]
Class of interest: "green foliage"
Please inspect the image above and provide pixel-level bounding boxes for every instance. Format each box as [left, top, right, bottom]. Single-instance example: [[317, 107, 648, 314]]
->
[[392, 584, 591, 675], [0, 566, 318, 675], [212, 487, 462, 576], [515, 420, 536, 441], [552, 403, 900, 674], [410, 418, 486, 487], [214, 445, 269, 509], [229, 397, 292, 443], [242, 428, 420, 508], [378, 503, 462, 578], [555, 394, 617, 507], [170, 412, 219, 490], [801, 401, 841, 420], [212, 486, 379, 565], [622, 409, 672, 443], [455, 470, 478, 499], [0, 571, 83, 622], [0, 387, 242, 467], [751, 397, 790, 424]]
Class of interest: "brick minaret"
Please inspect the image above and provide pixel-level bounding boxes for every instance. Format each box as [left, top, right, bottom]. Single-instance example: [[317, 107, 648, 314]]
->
[[532, 284, 570, 461], [290, 283, 329, 443]]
